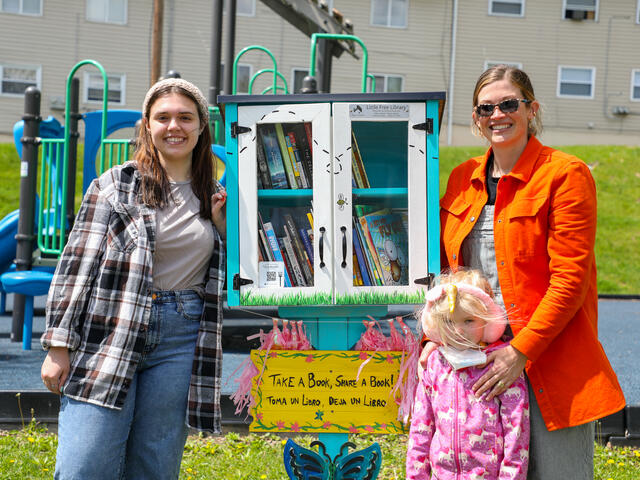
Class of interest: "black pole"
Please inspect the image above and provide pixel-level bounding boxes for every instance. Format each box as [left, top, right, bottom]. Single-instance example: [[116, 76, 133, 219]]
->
[[223, 0, 237, 95], [316, 38, 333, 94], [65, 77, 80, 232], [11, 87, 41, 342], [209, 0, 223, 104]]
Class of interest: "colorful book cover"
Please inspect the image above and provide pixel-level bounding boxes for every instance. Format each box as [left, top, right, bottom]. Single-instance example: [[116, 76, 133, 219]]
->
[[283, 213, 313, 285], [259, 125, 288, 189], [287, 123, 313, 187], [352, 223, 372, 286], [277, 237, 297, 287], [274, 123, 299, 189], [281, 234, 306, 287], [299, 227, 314, 265], [262, 221, 292, 287], [353, 253, 363, 286], [354, 205, 384, 286], [256, 133, 272, 189], [362, 212, 409, 286]]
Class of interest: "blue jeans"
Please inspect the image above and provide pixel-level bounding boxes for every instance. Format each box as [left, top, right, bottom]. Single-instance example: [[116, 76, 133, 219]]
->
[[55, 290, 203, 480]]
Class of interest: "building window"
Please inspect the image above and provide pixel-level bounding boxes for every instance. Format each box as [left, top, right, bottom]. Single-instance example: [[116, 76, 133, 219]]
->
[[1, 0, 42, 15], [220, 64, 252, 94], [632, 70, 640, 101], [563, 0, 597, 21], [86, 0, 127, 24], [292, 68, 309, 94], [371, 0, 408, 28], [371, 74, 403, 93], [84, 72, 126, 105], [484, 61, 523, 71], [558, 66, 595, 98], [0, 64, 41, 95], [223, 0, 255, 16], [489, 0, 524, 17]]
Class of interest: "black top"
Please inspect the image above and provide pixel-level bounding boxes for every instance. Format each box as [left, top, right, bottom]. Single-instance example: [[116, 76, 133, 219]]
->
[[486, 155, 500, 206]]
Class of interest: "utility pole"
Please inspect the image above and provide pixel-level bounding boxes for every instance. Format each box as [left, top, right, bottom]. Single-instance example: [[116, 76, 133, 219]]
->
[[151, 0, 164, 85]]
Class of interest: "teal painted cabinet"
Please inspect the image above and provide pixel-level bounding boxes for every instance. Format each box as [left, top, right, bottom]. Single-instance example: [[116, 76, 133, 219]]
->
[[219, 92, 445, 308]]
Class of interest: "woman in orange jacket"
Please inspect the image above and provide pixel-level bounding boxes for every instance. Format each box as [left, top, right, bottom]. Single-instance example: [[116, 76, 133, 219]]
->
[[436, 65, 625, 479]]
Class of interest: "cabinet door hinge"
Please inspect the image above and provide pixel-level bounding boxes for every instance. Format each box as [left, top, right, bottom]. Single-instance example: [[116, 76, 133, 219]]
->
[[414, 273, 435, 288], [233, 274, 253, 290], [230, 122, 251, 138], [412, 119, 433, 134]]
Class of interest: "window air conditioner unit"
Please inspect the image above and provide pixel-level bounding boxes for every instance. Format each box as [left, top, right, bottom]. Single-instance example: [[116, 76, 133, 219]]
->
[[566, 9, 587, 20]]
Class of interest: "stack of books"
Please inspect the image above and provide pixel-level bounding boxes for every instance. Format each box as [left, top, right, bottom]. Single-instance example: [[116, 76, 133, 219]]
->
[[258, 208, 314, 288], [257, 122, 314, 190]]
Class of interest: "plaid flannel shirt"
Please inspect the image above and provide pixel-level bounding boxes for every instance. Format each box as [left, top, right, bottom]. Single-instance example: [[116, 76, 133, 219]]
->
[[41, 161, 226, 433]]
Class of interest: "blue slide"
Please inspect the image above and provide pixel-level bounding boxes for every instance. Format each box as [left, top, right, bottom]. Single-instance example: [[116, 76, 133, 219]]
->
[[0, 210, 19, 275]]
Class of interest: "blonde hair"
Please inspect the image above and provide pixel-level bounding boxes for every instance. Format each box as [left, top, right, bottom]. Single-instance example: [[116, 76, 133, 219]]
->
[[421, 269, 507, 349], [471, 65, 543, 138]]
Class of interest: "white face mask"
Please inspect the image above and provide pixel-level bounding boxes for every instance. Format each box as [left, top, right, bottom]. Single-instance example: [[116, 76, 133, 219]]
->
[[438, 345, 487, 370]]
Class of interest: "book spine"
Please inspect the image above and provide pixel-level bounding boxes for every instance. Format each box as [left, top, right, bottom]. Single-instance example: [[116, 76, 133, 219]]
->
[[282, 230, 306, 286], [279, 237, 301, 287], [274, 123, 298, 189], [262, 221, 292, 287], [256, 134, 272, 189], [357, 215, 384, 286], [286, 131, 308, 188], [299, 227, 314, 265], [258, 227, 274, 261], [351, 130, 370, 188], [283, 213, 314, 285], [261, 125, 288, 189], [353, 253, 364, 286], [284, 134, 304, 188], [352, 224, 372, 286], [291, 124, 313, 187], [351, 149, 364, 188]]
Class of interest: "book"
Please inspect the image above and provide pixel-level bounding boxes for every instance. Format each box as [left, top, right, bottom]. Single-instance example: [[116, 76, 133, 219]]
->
[[288, 123, 313, 187], [352, 222, 372, 286], [275, 123, 299, 189], [351, 130, 370, 188], [353, 252, 363, 286], [285, 130, 309, 188], [362, 211, 409, 286], [258, 225, 274, 261], [354, 218, 380, 286], [299, 227, 314, 265], [256, 133, 272, 189], [351, 147, 365, 188], [262, 221, 292, 287], [354, 205, 384, 286], [259, 125, 288, 189], [283, 213, 314, 285], [282, 230, 307, 287]]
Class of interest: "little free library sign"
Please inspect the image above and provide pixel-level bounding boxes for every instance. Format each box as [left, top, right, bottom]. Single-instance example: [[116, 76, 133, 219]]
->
[[249, 350, 408, 434]]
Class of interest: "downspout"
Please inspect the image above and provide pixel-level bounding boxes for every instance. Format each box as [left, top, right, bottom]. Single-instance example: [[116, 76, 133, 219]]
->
[[447, 0, 459, 146]]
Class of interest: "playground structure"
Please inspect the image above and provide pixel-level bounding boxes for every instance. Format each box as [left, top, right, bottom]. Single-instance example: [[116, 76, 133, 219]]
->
[[1, 33, 412, 479]]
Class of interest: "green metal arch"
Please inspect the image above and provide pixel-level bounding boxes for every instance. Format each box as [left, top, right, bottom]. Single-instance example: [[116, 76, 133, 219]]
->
[[249, 68, 289, 95], [309, 34, 369, 93], [233, 45, 279, 95]]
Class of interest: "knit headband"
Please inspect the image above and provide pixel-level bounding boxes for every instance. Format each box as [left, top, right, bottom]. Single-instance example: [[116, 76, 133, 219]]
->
[[142, 78, 209, 122]]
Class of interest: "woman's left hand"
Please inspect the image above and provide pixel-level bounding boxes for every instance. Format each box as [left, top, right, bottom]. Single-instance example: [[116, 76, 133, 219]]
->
[[211, 190, 227, 240], [472, 344, 528, 401]]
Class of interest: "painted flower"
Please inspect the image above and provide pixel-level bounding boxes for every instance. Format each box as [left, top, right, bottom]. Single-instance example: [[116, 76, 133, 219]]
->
[[322, 421, 332, 429], [276, 420, 286, 429], [365, 425, 374, 432], [305, 355, 314, 363], [256, 412, 263, 420], [359, 351, 369, 360], [269, 352, 278, 358], [291, 422, 301, 432], [385, 354, 394, 363], [349, 426, 359, 433]]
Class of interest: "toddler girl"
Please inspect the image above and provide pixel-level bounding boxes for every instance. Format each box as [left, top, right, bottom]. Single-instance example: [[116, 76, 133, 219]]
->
[[406, 269, 529, 479]]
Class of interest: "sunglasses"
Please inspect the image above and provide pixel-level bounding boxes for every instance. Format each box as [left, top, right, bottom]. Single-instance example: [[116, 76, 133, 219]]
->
[[475, 98, 531, 117]]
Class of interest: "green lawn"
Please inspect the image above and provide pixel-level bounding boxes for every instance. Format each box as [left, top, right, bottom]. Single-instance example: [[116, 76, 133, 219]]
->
[[1, 143, 638, 294], [1, 421, 638, 479]]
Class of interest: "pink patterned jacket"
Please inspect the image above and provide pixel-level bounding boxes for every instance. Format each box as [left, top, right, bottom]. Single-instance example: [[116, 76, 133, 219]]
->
[[406, 342, 529, 479]]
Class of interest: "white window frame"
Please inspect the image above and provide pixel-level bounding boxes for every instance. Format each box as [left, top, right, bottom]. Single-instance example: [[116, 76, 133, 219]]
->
[[223, 0, 255, 17], [83, 72, 126, 105], [0, 63, 41, 96], [0, 0, 42, 15], [631, 70, 640, 102], [562, 0, 598, 21], [488, 0, 525, 18], [484, 60, 523, 71], [370, 0, 408, 29], [291, 67, 309, 94], [370, 73, 404, 93], [557, 66, 595, 99], [221, 63, 252, 94], [86, 0, 127, 25]]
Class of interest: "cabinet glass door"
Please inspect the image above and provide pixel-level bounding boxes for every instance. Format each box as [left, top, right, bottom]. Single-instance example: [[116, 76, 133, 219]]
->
[[237, 103, 332, 306], [332, 102, 429, 304]]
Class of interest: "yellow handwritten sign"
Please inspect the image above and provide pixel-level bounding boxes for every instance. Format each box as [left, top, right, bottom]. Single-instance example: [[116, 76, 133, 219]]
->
[[249, 350, 407, 434]]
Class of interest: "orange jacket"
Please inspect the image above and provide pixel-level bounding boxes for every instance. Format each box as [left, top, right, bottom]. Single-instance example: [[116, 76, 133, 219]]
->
[[440, 136, 625, 431]]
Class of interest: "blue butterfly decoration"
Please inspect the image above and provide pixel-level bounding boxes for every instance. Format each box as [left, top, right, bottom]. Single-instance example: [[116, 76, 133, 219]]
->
[[283, 439, 382, 480]]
